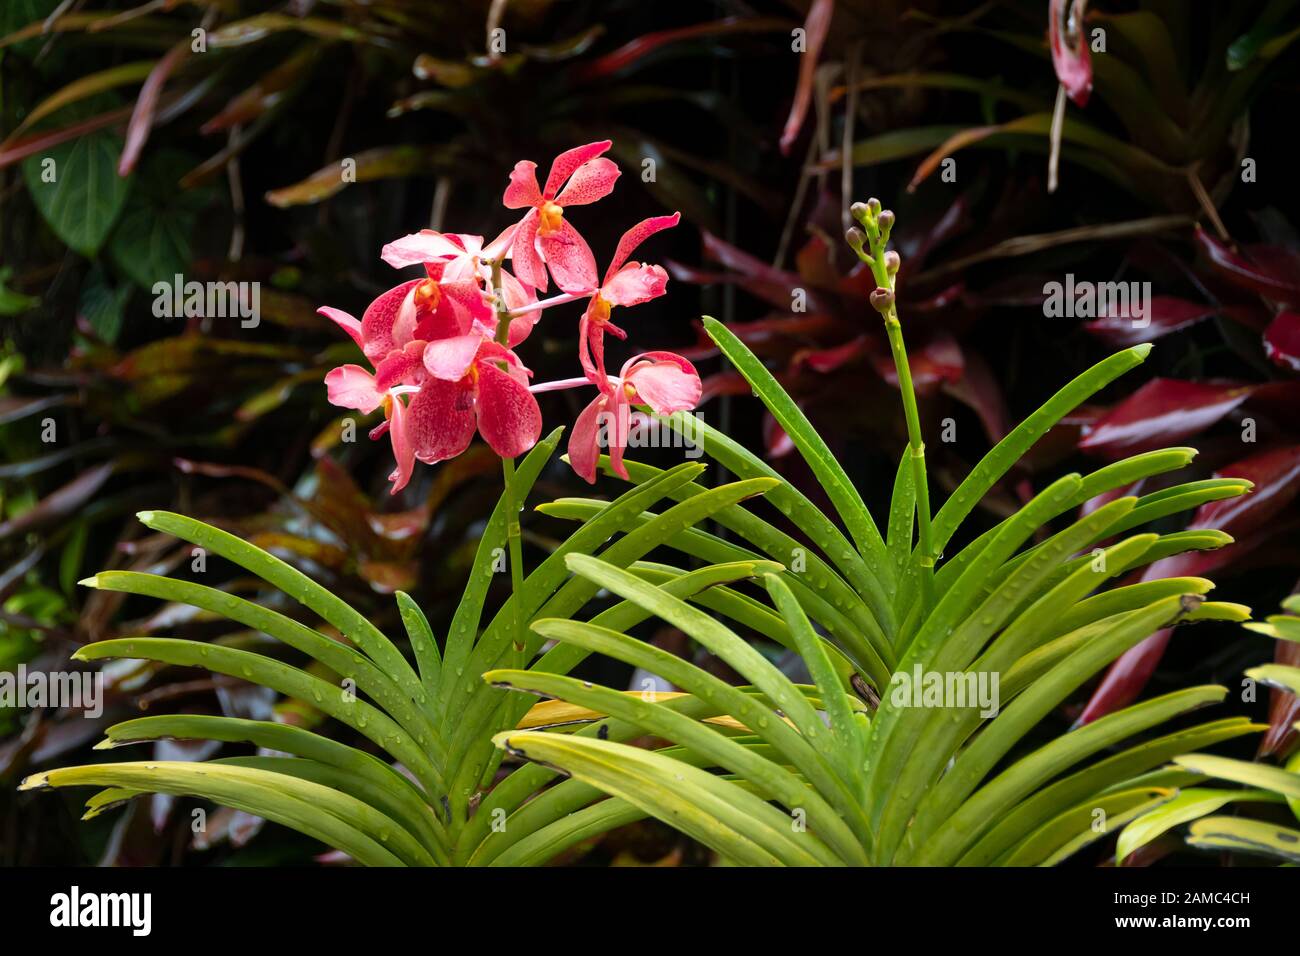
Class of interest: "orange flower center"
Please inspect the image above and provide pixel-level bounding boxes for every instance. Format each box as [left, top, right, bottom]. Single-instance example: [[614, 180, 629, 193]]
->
[[590, 295, 612, 324], [622, 382, 636, 400], [538, 201, 565, 237], [414, 278, 442, 311]]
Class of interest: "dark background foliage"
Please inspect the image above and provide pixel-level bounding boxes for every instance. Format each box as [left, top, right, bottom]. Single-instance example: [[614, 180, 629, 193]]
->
[[1, 0, 1298, 865]]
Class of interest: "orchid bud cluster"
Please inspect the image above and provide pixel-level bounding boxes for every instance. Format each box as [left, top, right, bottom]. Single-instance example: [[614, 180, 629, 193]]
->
[[846, 198, 902, 317], [320, 141, 702, 493]]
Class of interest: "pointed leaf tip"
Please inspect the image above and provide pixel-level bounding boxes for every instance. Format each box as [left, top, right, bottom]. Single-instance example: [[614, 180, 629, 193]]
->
[[136, 510, 156, 523], [1132, 343, 1153, 359], [77, 576, 99, 588]]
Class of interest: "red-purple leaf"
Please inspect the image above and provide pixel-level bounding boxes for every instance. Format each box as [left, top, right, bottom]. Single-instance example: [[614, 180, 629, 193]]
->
[[1195, 227, 1300, 307], [1078, 378, 1252, 459], [779, 0, 834, 155], [118, 42, 189, 176], [1084, 296, 1216, 346], [1264, 310, 1300, 371]]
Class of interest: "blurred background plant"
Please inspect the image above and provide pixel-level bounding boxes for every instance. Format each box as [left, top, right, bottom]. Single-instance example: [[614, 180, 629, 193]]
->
[[2, 0, 1299, 865]]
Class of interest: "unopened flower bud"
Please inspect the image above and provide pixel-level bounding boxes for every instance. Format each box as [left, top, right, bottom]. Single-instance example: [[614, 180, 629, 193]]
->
[[850, 201, 870, 224], [877, 210, 895, 236], [884, 251, 900, 275], [845, 227, 866, 253], [870, 287, 895, 314], [867, 198, 881, 216]]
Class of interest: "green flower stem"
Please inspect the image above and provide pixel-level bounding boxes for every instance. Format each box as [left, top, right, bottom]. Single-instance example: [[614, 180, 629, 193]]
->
[[855, 216, 936, 614], [490, 259, 528, 668]]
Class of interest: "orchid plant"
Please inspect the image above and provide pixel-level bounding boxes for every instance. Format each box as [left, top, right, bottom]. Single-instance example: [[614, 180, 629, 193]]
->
[[18, 177, 1264, 868]]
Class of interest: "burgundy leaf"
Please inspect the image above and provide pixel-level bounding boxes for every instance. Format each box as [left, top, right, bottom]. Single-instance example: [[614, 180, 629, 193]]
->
[[1263, 310, 1300, 371], [779, 0, 834, 155], [1077, 378, 1252, 459], [1084, 296, 1216, 346], [1195, 227, 1300, 307]]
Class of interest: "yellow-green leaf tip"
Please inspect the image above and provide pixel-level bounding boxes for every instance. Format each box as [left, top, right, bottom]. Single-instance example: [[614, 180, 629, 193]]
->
[[1132, 343, 1153, 359], [77, 575, 100, 589], [136, 510, 156, 524]]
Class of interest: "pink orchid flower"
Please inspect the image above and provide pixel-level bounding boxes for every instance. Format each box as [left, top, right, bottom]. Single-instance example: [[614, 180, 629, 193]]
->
[[405, 331, 543, 466], [576, 213, 680, 388], [379, 226, 540, 346], [566, 351, 702, 483], [503, 140, 620, 293]]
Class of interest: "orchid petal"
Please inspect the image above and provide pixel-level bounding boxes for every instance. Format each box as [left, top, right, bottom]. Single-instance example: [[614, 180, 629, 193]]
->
[[386, 394, 416, 494], [324, 364, 385, 414], [623, 351, 702, 414], [476, 362, 543, 458], [361, 279, 422, 362], [542, 140, 612, 199], [539, 219, 599, 294], [318, 306, 364, 349], [601, 262, 670, 308], [407, 378, 476, 466], [422, 333, 483, 381], [510, 207, 547, 292], [567, 392, 607, 484], [605, 213, 680, 281], [373, 340, 427, 391], [504, 160, 542, 209], [381, 230, 466, 269], [555, 157, 620, 207]]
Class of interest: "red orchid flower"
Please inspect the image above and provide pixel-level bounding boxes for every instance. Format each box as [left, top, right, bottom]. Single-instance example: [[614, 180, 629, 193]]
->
[[577, 213, 681, 386], [503, 140, 620, 293], [567, 351, 701, 483], [403, 331, 543, 467], [379, 226, 540, 346]]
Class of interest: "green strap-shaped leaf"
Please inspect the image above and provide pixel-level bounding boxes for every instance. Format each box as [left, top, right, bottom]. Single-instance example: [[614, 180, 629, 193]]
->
[[20, 762, 408, 866], [1186, 816, 1300, 863], [957, 717, 1263, 866], [763, 574, 867, 791], [904, 596, 1197, 858], [442, 478, 782, 809], [210, 756, 437, 865], [437, 429, 561, 716], [931, 345, 1152, 553], [82, 571, 444, 764], [96, 713, 447, 858], [877, 527, 1156, 859], [525, 617, 872, 850], [1246, 664, 1300, 696], [1001, 787, 1175, 866], [1116, 788, 1283, 864], [493, 732, 821, 866], [538, 498, 893, 686], [912, 685, 1227, 865], [934, 447, 1198, 596], [865, 473, 1085, 826], [703, 317, 892, 594], [73, 637, 445, 797], [1173, 753, 1300, 799], [396, 590, 440, 705], [134, 510, 424, 709], [484, 668, 860, 865]]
